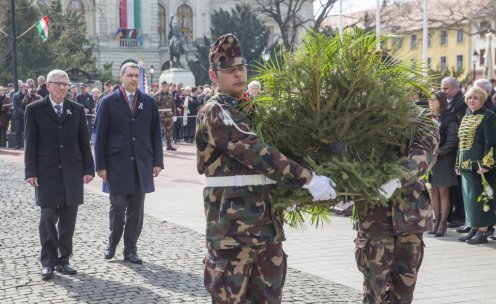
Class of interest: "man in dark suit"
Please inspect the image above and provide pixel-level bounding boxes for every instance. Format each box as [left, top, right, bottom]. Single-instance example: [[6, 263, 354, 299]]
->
[[441, 77, 467, 229], [76, 83, 95, 138], [93, 62, 164, 264], [24, 69, 95, 280]]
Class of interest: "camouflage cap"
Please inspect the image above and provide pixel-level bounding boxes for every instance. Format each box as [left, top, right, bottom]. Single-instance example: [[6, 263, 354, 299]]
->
[[209, 33, 247, 70]]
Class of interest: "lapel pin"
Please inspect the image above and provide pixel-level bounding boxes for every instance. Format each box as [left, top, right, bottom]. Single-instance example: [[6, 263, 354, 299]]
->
[[138, 103, 143, 110], [66, 109, 72, 115]]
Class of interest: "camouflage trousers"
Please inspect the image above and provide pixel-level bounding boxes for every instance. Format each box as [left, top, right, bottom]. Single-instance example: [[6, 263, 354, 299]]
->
[[355, 232, 424, 304], [204, 243, 287, 304], [161, 116, 174, 146]]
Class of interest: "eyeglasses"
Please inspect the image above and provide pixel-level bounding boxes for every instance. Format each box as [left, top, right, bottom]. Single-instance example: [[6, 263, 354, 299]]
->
[[218, 65, 247, 75], [49, 82, 70, 88]]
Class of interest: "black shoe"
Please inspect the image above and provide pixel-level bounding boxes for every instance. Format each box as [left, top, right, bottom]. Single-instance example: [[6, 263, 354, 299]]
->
[[448, 219, 465, 228], [456, 226, 471, 233], [458, 228, 478, 242], [490, 233, 496, 240], [55, 263, 77, 275], [41, 266, 54, 280], [466, 231, 489, 244], [103, 247, 116, 259], [124, 253, 143, 264]]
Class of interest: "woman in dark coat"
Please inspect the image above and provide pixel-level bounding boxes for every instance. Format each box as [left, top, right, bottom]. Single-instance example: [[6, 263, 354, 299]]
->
[[428, 91, 459, 236], [456, 86, 496, 244]]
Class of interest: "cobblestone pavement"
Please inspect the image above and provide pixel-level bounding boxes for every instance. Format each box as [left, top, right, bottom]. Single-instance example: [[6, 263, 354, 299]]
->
[[0, 159, 361, 303]]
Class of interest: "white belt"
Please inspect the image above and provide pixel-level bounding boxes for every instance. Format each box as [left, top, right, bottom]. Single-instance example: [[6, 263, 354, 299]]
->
[[205, 175, 277, 187]]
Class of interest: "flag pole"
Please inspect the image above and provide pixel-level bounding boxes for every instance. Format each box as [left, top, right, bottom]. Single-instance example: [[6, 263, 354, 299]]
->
[[17, 17, 44, 40], [10, 0, 18, 92], [17, 23, 37, 40]]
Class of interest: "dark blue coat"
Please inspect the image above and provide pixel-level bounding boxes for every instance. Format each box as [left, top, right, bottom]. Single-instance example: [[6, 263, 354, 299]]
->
[[93, 88, 164, 194]]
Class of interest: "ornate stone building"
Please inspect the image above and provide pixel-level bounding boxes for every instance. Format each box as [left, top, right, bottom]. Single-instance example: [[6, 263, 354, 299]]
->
[[57, 0, 314, 81]]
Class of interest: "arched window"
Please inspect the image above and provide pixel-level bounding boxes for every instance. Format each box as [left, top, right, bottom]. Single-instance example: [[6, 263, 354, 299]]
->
[[177, 4, 193, 42], [67, 0, 84, 16], [158, 4, 166, 46]]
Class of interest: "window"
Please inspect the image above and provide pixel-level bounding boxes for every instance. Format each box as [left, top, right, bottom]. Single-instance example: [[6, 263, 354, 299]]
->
[[158, 4, 166, 46], [427, 33, 431, 47], [480, 49, 486, 65], [177, 4, 193, 42], [440, 56, 447, 70], [410, 35, 417, 49], [67, 0, 84, 16], [456, 55, 463, 70], [457, 30, 464, 43], [440, 31, 447, 45], [396, 37, 403, 49], [427, 57, 431, 69], [480, 21, 491, 38]]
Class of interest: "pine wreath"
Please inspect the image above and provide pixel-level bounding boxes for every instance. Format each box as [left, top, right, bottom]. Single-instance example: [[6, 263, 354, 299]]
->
[[249, 29, 433, 228]]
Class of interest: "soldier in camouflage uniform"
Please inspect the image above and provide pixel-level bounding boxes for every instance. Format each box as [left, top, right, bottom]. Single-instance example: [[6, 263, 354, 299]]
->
[[354, 108, 439, 304], [154, 81, 177, 151], [196, 33, 337, 304]]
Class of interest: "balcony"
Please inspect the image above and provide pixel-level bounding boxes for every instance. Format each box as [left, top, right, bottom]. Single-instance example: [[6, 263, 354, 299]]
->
[[119, 39, 140, 48]]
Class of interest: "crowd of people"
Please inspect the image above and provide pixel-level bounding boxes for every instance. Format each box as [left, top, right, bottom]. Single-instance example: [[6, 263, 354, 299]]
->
[[426, 76, 496, 244]]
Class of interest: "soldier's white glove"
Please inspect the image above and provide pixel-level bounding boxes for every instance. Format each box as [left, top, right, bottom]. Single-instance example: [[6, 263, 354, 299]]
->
[[303, 173, 337, 201], [172, 116, 177, 122], [378, 178, 402, 199]]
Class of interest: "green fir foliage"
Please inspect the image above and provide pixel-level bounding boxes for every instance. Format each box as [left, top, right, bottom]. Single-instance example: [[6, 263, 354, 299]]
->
[[252, 29, 432, 227]]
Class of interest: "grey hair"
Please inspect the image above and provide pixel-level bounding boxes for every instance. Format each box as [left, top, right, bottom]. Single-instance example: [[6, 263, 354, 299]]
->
[[47, 69, 70, 83], [247, 80, 261, 89], [441, 76, 459, 88], [120, 62, 140, 76], [474, 78, 492, 95]]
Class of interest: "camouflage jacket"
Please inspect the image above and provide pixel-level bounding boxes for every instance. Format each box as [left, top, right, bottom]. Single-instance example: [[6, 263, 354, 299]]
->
[[357, 108, 440, 238], [196, 92, 312, 250], [154, 91, 177, 119]]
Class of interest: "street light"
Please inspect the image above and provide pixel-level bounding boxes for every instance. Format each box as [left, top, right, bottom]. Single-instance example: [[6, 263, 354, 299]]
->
[[472, 50, 479, 82], [150, 65, 155, 92]]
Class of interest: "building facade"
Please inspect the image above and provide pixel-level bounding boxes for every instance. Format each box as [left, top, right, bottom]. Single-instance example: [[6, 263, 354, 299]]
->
[[58, 0, 314, 82]]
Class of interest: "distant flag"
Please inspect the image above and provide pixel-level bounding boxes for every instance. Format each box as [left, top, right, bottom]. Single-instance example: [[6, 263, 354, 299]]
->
[[35, 16, 48, 41], [112, 28, 123, 41], [138, 61, 149, 93]]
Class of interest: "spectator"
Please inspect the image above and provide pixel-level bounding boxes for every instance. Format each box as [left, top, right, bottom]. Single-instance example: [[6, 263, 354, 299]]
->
[[76, 84, 95, 138], [474, 78, 496, 112], [247, 80, 262, 97], [179, 86, 199, 143], [37, 76, 49, 98], [441, 77, 467, 229], [0, 86, 11, 147], [12, 83, 28, 149], [456, 86, 496, 244], [428, 91, 459, 237]]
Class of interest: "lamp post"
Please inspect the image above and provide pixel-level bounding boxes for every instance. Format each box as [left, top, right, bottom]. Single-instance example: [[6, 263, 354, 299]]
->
[[472, 50, 479, 82], [149, 65, 155, 92]]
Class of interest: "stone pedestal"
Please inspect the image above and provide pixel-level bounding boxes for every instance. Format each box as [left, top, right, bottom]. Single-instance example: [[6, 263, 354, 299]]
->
[[159, 68, 196, 87]]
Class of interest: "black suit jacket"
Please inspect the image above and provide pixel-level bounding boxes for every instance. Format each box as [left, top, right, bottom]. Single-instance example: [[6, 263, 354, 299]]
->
[[24, 96, 95, 207], [447, 90, 467, 124]]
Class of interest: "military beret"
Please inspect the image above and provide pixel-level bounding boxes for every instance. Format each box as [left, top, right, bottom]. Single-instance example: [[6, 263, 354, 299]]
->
[[209, 33, 247, 70]]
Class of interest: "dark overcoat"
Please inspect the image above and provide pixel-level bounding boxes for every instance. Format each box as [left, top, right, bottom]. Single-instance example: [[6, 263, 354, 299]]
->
[[93, 88, 163, 194], [24, 97, 95, 207]]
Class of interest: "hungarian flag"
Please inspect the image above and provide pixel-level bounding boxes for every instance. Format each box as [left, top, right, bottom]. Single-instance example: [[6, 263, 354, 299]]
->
[[120, 0, 141, 29], [36, 16, 48, 41]]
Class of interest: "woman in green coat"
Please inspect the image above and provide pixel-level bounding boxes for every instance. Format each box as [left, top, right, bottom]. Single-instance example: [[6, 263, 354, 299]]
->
[[456, 86, 496, 244]]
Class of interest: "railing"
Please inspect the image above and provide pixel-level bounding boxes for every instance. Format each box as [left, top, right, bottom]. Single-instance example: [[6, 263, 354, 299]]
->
[[119, 39, 140, 48]]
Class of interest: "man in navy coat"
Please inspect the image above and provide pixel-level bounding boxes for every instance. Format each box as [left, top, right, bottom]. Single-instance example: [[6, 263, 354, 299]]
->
[[24, 69, 95, 280], [94, 62, 164, 264]]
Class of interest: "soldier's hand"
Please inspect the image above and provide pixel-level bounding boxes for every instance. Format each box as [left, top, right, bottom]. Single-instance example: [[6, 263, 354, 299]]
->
[[97, 169, 107, 181], [83, 175, 94, 184], [26, 177, 39, 187], [153, 166, 162, 177], [303, 173, 337, 201]]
